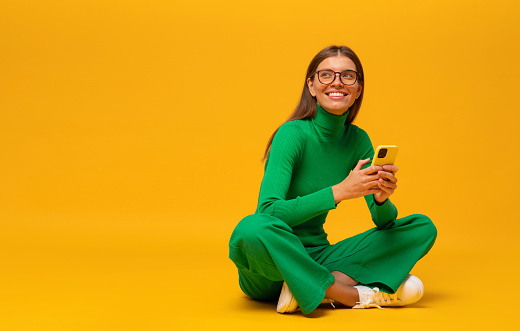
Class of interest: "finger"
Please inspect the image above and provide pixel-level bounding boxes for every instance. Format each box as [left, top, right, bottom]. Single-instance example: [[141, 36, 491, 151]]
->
[[365, 174, 381, 183], [362, 165, 383, 175], [376, 170, 392, 181], [377, 181, 391, 193], [354, 158, 371, 171], [369, 178, 386, 188], [367, 188, 383, 195], [383, 165, 399, 174], [378, 178, 397, 190], [378, 171, 398, 183]]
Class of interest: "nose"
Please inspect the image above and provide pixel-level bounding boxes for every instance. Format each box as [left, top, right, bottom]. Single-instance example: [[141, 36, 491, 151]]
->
[[330, 73, 344, 86]]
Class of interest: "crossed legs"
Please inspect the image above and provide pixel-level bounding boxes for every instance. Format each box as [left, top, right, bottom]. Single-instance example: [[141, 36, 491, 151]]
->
[[230, 213, 436, 313]]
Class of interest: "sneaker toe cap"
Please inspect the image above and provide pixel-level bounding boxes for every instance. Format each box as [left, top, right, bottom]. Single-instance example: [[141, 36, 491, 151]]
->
[[398, 275, 424, 305]]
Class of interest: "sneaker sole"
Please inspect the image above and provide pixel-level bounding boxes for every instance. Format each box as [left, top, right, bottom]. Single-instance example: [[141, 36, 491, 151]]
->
[[277, 282, 298, 313]]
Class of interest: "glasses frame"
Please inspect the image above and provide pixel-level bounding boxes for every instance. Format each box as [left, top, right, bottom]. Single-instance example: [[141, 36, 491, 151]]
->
[[313, 69, 361, 86]]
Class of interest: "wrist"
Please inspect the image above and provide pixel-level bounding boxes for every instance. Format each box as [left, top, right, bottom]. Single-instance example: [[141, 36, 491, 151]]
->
[[332, 184, 348, 203], [374, 195, 387, 205]]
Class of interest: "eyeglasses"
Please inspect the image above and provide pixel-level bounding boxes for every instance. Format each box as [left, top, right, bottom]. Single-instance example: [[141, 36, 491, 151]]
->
[[313, 69, 360, 86]]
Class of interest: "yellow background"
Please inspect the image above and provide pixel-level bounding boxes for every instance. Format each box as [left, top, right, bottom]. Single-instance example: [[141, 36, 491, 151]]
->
[[1, 0, 519, 329]]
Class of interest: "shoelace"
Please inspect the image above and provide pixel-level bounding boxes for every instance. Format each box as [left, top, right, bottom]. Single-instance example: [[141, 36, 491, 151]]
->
[[355, 288, 385, 310], [374, 291, 395, 305], [320, 298, 336, 308]]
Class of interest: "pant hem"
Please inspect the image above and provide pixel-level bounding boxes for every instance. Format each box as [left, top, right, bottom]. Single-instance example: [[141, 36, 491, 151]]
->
[[300, 273, 335, 315]]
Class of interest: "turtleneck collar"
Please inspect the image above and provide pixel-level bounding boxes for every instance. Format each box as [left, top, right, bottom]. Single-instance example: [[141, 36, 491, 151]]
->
[[313, 103, 349, 142]]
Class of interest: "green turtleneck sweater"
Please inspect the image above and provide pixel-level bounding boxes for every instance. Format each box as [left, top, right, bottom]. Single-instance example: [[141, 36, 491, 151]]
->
[[255, 104, 398, 247]]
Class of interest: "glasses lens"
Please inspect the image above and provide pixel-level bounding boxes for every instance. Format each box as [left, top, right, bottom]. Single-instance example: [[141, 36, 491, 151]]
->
[[318, 70, 335, 84], [340, 70, 357, 85]]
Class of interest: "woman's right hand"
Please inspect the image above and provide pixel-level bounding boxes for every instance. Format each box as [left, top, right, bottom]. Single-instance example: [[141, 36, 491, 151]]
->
[[332, 158, 383, 203]]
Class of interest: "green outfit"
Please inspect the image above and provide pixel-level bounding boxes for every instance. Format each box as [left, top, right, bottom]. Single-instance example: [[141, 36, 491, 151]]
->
[[229, 104, 437, 314]]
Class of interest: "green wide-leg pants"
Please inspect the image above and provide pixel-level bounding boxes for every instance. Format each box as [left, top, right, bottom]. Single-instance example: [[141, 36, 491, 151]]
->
[[229, 213, 437, 314]]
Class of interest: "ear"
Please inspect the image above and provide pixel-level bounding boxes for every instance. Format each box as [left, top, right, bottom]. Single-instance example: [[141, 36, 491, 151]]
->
[[355, 83, 363, 99], [307, 77, 316, 97]]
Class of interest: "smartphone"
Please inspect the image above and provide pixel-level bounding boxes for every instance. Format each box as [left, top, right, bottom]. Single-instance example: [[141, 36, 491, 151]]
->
[[370, 145, 398, 189]]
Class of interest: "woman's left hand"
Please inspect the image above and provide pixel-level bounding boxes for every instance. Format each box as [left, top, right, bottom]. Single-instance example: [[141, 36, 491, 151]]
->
[[373, 165, 398, 204]]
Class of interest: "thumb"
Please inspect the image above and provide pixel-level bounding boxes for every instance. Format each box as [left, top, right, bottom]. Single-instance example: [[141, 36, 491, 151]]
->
[[354, 158, 371, 171]]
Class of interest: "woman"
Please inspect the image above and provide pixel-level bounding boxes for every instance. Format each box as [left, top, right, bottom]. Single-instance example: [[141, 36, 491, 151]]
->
[[228, 45, 437, 315]]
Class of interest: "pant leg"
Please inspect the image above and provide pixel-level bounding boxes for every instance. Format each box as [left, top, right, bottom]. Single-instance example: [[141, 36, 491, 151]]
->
[[229, 213, 335, 314], [311, 214, 437, 294], [237, 269, 283, 301]]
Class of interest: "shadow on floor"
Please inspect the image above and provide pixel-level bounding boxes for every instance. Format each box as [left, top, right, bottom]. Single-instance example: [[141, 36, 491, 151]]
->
[[410, 290, 447, 307], [231, 295, 339, 318], [230, 290, 444, 316]]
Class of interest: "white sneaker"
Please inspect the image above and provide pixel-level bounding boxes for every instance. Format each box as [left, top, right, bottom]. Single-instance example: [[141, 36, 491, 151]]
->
[[277, 282, 336, 313], [277, 282, 299, 313], [353, 275, 424, 309]]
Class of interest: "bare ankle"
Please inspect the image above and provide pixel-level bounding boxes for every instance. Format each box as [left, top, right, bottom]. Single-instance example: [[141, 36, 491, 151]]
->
[[325, 280, 360, 307]]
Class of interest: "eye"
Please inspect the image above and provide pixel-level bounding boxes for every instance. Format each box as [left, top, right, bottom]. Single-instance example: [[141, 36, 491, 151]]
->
[[341, 71, 356, 80]]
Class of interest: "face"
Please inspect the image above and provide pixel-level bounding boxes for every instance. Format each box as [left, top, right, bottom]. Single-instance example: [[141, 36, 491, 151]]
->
[[307, 56, 363, 116]]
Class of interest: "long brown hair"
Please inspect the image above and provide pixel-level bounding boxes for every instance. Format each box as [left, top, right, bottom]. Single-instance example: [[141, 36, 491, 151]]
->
[[262, 45, 365, 162]]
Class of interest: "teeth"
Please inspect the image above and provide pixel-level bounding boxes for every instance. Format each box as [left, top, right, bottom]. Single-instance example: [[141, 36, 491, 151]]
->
[[329, 92, 345, 97]]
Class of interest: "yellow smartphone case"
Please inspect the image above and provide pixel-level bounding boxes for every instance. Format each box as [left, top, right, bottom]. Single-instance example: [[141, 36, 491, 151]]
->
[[371, 145, 398, 167], [371, 145, 398, 188]]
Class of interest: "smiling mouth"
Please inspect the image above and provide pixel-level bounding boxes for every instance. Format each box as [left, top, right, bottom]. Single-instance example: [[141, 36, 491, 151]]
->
[[326, 92, 347, 97]]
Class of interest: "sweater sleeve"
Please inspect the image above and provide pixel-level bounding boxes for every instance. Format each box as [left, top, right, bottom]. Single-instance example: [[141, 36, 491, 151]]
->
[[255, 122, 337, 227], [356, 128, 398, 229]]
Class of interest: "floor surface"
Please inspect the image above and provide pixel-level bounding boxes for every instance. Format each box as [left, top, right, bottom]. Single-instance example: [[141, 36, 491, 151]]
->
[[1, 212, 517, 330]]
